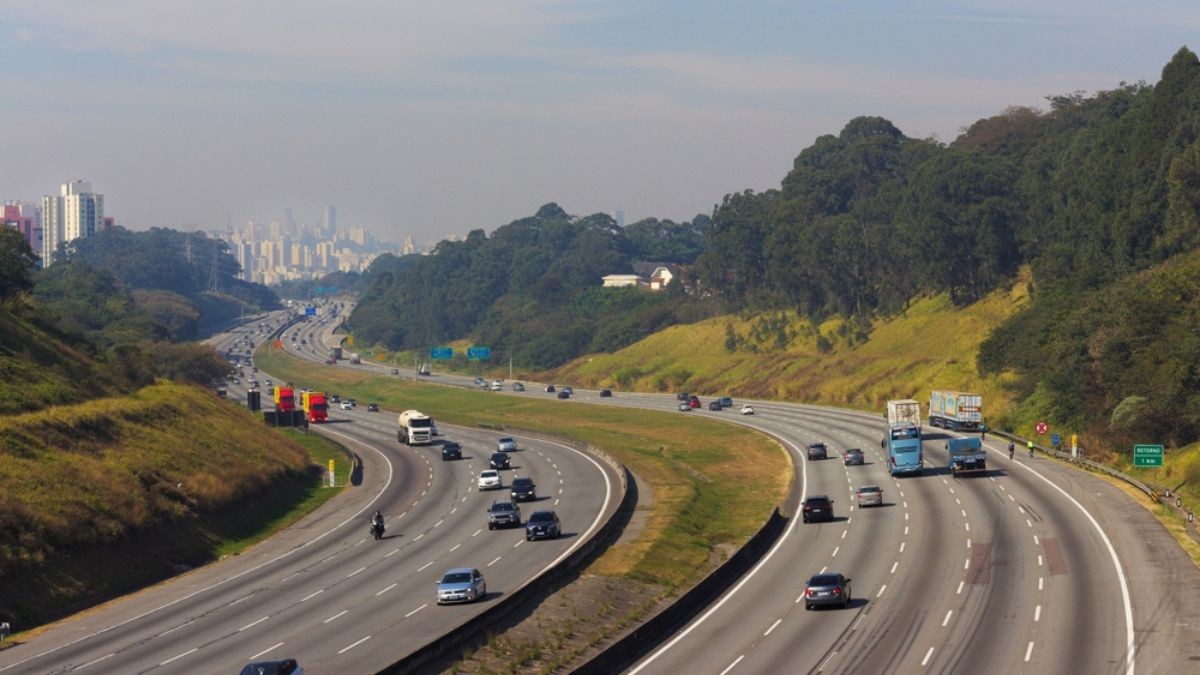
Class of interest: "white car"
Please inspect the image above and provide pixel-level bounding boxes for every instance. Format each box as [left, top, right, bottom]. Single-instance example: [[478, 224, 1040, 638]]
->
[[740, 404, 755, 415], [340, 401, 353, 410], [478, 470, 502, 490], [490, 380, 503, 391]]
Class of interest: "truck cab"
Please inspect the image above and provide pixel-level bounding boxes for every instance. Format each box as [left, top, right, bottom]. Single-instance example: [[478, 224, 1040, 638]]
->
[[947, 437, 986, 477]]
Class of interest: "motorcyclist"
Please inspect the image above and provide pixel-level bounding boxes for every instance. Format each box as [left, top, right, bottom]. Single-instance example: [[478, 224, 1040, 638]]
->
[[370, 510, 385, 536]]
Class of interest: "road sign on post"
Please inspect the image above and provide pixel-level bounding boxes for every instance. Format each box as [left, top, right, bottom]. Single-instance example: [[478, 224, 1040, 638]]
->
[[1051, 433, 1061, 448], [1133, 444, 1164, 468], [305, 306, 316, 316], [467, 346, 491, 360], [1035, 421, 1048, 435], [430, 346, 453, 360]]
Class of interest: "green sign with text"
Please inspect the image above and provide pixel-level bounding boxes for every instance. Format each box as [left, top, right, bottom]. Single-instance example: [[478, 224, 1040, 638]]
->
[[1133, 444, 1164, 467]]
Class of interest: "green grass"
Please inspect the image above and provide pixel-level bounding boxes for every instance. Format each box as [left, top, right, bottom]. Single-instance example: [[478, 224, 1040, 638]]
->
[[256, 344, 790, 587]]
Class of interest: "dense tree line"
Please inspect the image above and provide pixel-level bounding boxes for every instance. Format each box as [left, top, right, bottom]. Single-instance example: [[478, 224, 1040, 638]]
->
[[350, 203, 711, 368]]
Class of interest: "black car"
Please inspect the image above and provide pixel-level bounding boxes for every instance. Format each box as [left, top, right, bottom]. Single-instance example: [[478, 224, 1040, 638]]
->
[[599, 389, 613, 397], [843, 448, 864, 465], [524, 510, 561, 540], [802, 495, 835, 523], [545, 384, 556, 393], [676, 392, 689, 401], [367, 403, 380, 412], [803, 573, 852, 610], [806, 442, 828, 460], [239, 658, 303, 675], [562, 386, 574, 395], [489, 451, 511, 470], [557, 390, 570, 399], [510, 477, 537, 501], [707, 400, 723, 411], [719, 397, 733, 408], [441, 442, 462, 461]]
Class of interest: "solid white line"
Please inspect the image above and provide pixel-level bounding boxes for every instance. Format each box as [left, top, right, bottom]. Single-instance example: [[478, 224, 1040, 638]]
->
[[718, 655, 745, 675], [764, 618, 782, 636], [488, 556, 502, 567], [921, 646, 935, 666], [347, 566, 366, 578], [249, 642, 284, 660], [876, 585, 887, 598], [943, 610, 953, 627], [301, 589, 324, 602], [1035, 605, 1042, 622], [376, 583, 397, 596], [323, 609, 348, 624], [238, 616, 270, 632], [851, 614, 865, 631], [405, 603, 427, 617], [418, 561, 433, 572], [338, 636, 372, 654], [160, 648, 198, 666], [1025, 641, 1035, 662], [75, 653, 115, 670]]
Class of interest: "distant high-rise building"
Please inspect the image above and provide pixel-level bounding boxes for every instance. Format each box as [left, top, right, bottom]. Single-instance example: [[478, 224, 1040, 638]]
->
[[41, 180, 103, 264], [2, 203, 39, 257], [323, 206, 336, 233], [402, 235, 415, 255], [615, 210, 625, 228]]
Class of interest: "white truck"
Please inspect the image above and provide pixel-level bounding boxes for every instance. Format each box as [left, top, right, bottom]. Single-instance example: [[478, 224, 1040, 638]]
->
[[349, 352, 362, 365], [928, 390, 983, 431], [398, 409, 434, 445], [886, 399, 922, 428]]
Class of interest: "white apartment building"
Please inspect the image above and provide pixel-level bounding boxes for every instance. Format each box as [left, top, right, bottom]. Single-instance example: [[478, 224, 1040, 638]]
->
[[42, 180, 103, 264]]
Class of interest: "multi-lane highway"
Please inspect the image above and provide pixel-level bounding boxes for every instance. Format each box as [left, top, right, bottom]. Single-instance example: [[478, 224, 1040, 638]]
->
[[0, 313, 620, 674]]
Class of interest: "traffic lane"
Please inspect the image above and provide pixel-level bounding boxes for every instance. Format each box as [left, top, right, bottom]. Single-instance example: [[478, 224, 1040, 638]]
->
[[0, 411, 407, 674]]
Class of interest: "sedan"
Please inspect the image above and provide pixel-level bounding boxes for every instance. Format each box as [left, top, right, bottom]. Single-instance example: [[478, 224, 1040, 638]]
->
[[803, 573, 852, 610], [513, 382, 525, 391], [802, 495, 835, 523], [367, 403, 379, 412], [545, 384, 557, 393], [478, 470, 502, 490], [489, 452, 511, 470], [557, 390, 570, 399], [562, 386, 574, 396], [510, 477, 537, 501], [437, 567, 486, 605], [340, 401, 353, 410], [843, 448, 865, 465], [806, 443, 828, 460], [856, 485, 884, 507], [497, 436, 518, 452], [707, 400, 722, 411], [740, 404, 755, 415], [525, 510, 562, 540], [678, 402, 691, 412], [441, 442, 462, 461]]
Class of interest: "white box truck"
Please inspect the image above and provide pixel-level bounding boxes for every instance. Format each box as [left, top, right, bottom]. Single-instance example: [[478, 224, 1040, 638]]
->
[[886, 399, 922, 428], [928, 390, 983, 431]]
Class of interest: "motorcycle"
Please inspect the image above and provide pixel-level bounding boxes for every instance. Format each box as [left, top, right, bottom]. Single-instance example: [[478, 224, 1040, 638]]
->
[[370, 520, 385, 540]]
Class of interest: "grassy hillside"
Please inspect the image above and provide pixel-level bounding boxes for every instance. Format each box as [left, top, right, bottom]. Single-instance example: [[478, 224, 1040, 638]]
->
[[0, 383, 345, 628], [0, 305, 119, 415], [550, 273, 1030, 419]]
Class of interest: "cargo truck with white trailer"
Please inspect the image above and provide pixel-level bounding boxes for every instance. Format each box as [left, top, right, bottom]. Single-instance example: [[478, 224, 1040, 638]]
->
[[886, 399, 922, 428], [928, 390, 983, 431]]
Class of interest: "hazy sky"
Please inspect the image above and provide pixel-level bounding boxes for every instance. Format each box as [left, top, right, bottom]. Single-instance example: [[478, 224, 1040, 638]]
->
[[2, 1, 1196, 245]]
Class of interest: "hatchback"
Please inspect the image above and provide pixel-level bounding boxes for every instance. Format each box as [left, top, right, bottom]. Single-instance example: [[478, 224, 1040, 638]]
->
[[441, 442, 462, 461], [843, 449, 865, 465], [803, 573, 852, 610], [856, 485, 884, 507], [806, 443, 828, 460], [510, 477, 537, 501]]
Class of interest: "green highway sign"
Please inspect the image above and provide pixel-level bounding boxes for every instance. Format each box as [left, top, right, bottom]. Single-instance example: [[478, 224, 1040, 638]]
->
[[1133, 444, 1164, 467]]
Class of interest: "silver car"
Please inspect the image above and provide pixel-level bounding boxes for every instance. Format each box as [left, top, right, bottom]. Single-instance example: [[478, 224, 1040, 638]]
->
[[856, 485, 884, 507], [437, 567, 486, 604], [497, 436, 518, 452]]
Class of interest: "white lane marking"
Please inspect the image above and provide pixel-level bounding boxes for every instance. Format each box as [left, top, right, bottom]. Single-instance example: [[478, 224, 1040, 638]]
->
[[75, 653, 115, 670], [965, 522, 971, 532], [238, 616, 270, 632], [160, 648, 198, 666], [832, 546, 840, 557], [876, 585, 887, 598], [488, 556, 502, 567], [903, 501, 909, 509], [249, 642, 284, 660], [718, 655, 745, 675], [405, 603, 427, 618], [964, 559, 970, 570], [999, 484, 1007, 491], [1039, 577, 1044, 591], [961, 509, 967, 518], [418, 561, 434, 572], [1025, 641, 1035, 662], [891, 561, 899, 574], [1019, 506, 1026, 514], [338, 636, 372, 654], [764, 618, 782, 636], [280, 573, 300, 583], [301, 589, 324, 602], [514, 540, 523, 548], [967, 538, 972, 548], [942, 610, 953, 627], [386, 548, 400, 558], [795, 593, 804, 603], [905, 512, 910, 521], [955, 498, 961, 505], [555, 498, 561, 505], [921, 647, 935, 666], [899, 542, 906, 553], [1033, 535, 1040, 545], [413, 533, 425, 541], [399, 511, 408, 518], [473, 528, 482, 537], [450, 544, 461, 552], [462, 496, 468, 503], [434, 519, 444, 528], [1008, 494, 1016, 501], [841, 530, 848, 539], [323, 610, 349, 624], [904, 526, 909, 535], [450, 507, 458, 514], [376, 583, 398, 596], [957, 580, 965, 595], [1026, 519, 1033, 528], [948, 487, 955, 494], [1035, 605, 1042, 622], [347, 566, 366, 578], [1038, 555, 1044, 567], [412, 501, 420, 507], [160, 620, 193, 636]]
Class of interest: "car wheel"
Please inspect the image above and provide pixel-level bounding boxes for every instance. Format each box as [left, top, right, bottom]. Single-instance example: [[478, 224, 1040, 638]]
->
[[488, 523, 495, 530], [805, 603, 812, 611], [526, 534, 532, 541]]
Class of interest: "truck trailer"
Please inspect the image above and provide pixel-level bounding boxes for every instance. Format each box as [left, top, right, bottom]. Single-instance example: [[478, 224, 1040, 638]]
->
[[929, 390, 983, 431], [330, 346, 343, 360], [947, 437, 987, 477], [886, 399, 922, 428], [884, 400, 923, 476], [398, 409, 434, 445]]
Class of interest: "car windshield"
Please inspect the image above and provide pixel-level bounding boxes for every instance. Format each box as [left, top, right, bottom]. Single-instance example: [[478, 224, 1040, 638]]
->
[[530, 512, 556, 522], [806, 497, 830, 505], [513, 478, 533, 488], [859, 486, 880, 493], [810, 574, 841, 586], [492, 503, 515, 512], [499, 437, 513, 444], [481, 471, 498, 478], [441, 572, 472, 584]]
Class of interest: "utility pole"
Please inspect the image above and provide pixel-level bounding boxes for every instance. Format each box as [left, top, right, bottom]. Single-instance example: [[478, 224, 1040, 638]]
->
[[509, 353, 513, 380]]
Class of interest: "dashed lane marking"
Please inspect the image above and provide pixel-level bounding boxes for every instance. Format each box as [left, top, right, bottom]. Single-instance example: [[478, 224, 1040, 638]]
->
[[238, 616, 270, 632], [323, 610, 348, 624], [338, 636, 371, 655], [488, 556, 502, 567], [301, 589, 324, 602], [376, 583, 397, 596]]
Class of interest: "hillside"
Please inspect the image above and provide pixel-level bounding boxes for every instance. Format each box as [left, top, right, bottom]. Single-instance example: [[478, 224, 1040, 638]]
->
[[549, 273, 1030, 423]]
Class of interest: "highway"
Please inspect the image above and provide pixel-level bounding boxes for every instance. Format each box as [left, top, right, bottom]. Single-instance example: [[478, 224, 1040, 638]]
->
[[0, 311, 621, 674]]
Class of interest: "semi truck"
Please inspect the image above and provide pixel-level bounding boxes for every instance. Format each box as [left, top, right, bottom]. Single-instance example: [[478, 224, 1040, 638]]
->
[[273, 385, 296, 412], [886, 399, 922, 428], [301, 391, 328, 423], [398, 409, 434, 445], [884, 399, 923, 476], [330, 346, 343, 360], [947, 437, 987, 477], [929, 390, 983, 431]]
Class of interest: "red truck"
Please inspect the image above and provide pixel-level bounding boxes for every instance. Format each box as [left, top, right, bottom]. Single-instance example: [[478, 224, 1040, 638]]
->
[[273, 385, 296, 412], [301, 391, 328, 423]]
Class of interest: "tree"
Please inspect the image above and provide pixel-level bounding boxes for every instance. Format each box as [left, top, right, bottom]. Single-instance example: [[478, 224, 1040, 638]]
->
[[0, 227, 37, 300]]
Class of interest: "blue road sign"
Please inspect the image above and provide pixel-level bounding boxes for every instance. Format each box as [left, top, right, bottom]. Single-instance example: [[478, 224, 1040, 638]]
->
[[430, 346, 453, 360], [305, 306, 316, 316], [467, 346, 491, 360], [1051, 432, 1062, 447]]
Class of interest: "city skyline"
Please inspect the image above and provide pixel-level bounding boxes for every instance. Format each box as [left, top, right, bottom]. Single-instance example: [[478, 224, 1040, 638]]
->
[[2, 2, 1197, 243]]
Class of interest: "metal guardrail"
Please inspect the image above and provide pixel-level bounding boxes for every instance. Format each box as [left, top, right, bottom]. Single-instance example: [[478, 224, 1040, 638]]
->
[[989, 429, 1156, 499]]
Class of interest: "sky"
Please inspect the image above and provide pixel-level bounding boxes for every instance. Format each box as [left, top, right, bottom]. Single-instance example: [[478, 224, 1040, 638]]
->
[[2, 1, 1198, 245]]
